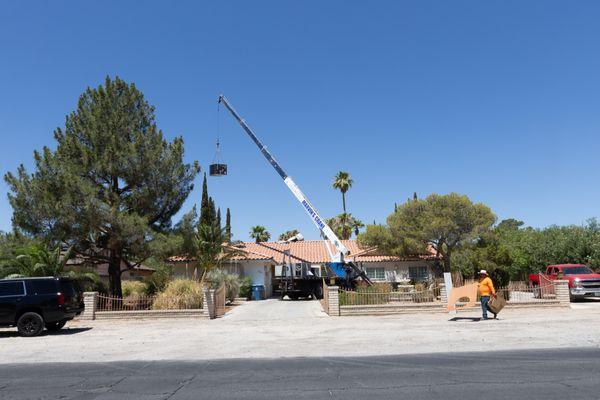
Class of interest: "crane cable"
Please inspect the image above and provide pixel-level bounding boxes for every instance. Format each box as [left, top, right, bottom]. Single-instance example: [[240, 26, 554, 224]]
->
[[213, 101, 223, 163]]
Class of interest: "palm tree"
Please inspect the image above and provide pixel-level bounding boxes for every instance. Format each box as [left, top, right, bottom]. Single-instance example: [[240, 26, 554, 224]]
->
[[332, 171, 353, 214], [195, 224, 243, 284], [249, 225, 271, 243], [1, 244, 102, 291]]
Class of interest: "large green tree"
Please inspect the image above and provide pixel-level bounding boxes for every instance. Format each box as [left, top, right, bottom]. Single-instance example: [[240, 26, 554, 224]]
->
[[4, 76, 200, 296], [173, 206, 199, 256], [453, 218, 600, 280], [359, 193, 496, 272]]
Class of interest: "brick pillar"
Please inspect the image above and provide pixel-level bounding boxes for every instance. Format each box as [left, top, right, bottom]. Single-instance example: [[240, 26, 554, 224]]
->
[[81, 292, 98, 320], [327, 286, 340, 316], [554, 280, 571, 307], [440, 286, 448, 305], [203, 285, 216, 319]]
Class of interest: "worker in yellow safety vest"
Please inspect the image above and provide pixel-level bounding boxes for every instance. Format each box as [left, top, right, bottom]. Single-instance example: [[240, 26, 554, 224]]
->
[[478, 270, 497, 320]]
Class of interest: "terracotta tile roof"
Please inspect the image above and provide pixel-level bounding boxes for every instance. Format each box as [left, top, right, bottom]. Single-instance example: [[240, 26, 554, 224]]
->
[[168, 240, 436, 264]]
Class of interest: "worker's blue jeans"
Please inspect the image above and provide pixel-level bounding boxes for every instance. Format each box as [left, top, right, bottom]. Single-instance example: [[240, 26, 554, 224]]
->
[[481, 296, 490, 319]]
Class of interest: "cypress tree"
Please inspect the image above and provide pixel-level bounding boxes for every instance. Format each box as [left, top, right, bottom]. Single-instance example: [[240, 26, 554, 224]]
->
[[225, 208, 232, 242], [216, 208, 221, 230], [208, 197, 217, 227], [199, 173, 211, 226]]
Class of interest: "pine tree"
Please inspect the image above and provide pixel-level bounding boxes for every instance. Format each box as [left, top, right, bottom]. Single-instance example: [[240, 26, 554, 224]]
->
[[4, 76, 200, 296], [225, 208, 232, 242]]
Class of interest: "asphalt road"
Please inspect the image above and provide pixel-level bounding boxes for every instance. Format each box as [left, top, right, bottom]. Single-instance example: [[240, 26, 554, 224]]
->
[[1, 348, 599, 399]]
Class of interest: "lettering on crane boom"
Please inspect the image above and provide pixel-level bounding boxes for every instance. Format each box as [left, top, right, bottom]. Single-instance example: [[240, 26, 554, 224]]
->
[[301, 200, 325, 230]]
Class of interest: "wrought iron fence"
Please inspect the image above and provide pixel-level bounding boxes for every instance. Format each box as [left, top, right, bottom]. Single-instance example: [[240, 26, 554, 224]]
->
[[339, 287, 440, 306], [97, 294, 205, 311], [498, 283, 556, 302], [97, 295, 156, 311]]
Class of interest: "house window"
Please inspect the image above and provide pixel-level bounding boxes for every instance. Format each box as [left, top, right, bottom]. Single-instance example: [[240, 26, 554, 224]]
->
[[409, 266, 429, 281], [366, 267, 386, 281]]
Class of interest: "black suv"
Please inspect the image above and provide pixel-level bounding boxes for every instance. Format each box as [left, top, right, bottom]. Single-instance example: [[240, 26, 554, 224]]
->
[[0, 277, 85, 337]]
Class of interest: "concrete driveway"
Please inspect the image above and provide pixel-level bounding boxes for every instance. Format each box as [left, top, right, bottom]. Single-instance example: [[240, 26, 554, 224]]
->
[[224, 298, 327, 321]]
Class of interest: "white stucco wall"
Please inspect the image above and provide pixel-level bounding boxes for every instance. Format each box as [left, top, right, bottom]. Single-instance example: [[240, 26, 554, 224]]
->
[[358, 260, 436, 282], [239, 259, 274, 298]]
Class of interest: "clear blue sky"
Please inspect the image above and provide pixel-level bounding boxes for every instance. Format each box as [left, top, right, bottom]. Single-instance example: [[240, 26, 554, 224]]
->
[[1, 1, 599, 241]]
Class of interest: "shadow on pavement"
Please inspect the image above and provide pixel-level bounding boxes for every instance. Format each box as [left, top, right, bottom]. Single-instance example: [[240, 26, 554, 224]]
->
[[448, 317, 481, 322], [0, 327, 92, 338]]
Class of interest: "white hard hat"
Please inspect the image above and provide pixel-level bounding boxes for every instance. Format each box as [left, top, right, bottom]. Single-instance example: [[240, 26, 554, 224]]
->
[[479, 270, 488, 275]]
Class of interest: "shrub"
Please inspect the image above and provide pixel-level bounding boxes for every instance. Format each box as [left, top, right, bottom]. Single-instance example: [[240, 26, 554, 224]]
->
[[122, 281, 147, 297], [208, 269, 241, 302], [239, 276, 252, 300], [143, 260, 173, 295], [152, 279, 203, 310]]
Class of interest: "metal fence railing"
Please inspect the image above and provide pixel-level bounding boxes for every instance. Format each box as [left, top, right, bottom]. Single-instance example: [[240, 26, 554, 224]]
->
[[339, 288, 440, 306], [339, 281, 557, 307], [497, 284, 556, 302], [97, 295, 156, 311], [97, 294, 205, 311]]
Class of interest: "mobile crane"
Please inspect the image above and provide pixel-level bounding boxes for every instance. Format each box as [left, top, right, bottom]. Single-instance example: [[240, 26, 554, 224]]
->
[[218, 95, 372, 298]]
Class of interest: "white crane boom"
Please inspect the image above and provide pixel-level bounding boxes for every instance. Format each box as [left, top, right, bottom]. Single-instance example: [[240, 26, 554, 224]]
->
[[218, 95, 349, 263]]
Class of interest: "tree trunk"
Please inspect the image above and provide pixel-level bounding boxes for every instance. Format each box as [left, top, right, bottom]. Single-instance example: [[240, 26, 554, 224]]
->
[[342, 192, 347, 214], [108, 250, 123, 297], [442, 250, 451, 272]]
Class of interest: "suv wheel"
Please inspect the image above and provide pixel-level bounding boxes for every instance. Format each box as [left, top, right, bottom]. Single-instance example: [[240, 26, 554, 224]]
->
[[17, 312, 44, 337], [45, 320, 67, 332]]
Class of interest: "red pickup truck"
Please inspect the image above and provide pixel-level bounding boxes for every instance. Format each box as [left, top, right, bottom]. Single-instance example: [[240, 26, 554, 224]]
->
[[529, 264, 600, 300]]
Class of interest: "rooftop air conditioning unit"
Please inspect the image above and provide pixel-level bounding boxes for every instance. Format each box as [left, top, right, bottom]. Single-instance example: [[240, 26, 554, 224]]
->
[[285, 233, 304, 243]]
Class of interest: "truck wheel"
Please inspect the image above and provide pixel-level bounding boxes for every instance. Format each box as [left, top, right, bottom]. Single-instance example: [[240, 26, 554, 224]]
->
[[17, 312, 44, 337], [314, 285, 323, 300], [45, 320, 67, 332]]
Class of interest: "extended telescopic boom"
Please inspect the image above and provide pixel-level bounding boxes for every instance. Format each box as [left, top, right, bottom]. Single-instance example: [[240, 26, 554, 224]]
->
[[218, 95, 349, 263]]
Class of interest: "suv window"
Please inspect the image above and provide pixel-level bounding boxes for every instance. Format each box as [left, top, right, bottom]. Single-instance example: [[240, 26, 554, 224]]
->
[[59, 280, 77, 296], [0, 281, 26, 297], [31, 280, 58, 295]]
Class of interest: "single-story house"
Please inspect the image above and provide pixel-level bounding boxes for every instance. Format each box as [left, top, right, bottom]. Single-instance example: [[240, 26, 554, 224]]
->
[[168, 239, 439, 296]]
